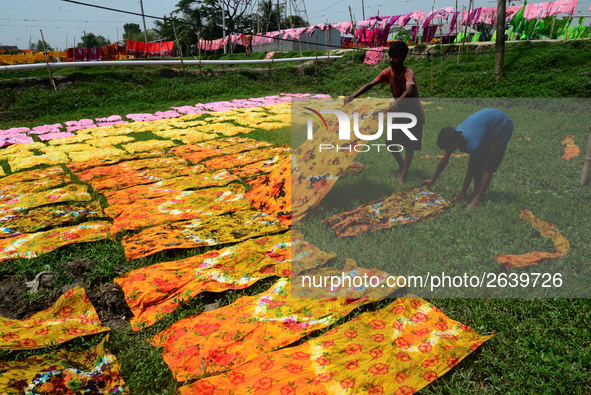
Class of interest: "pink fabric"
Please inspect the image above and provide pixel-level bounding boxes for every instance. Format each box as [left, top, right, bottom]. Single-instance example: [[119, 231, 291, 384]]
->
[[410, 11, 426, 24], [30, 124, 62, 135], [550, 0, 577, 15], [506, 5, 524, 23], [154, 110, 181, 119], [333, 22, 353, 34], [478, 7, 497, 25], [398, 14, 411, 27], [38, 132, 75, 141], [264, 51, 276, 60], [65, 119, 96, 132], [363, 48, 385, 65], [356, 20, 377, 28]]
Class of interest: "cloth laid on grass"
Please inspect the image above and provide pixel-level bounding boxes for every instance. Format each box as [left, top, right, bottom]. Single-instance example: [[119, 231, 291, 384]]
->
[[152, 262, 390, 381], [73, 157, 187, 183], [229, 154, 289, 179], [8, 151, 70, 172], [342, 160, 372, 176], [0, 184, 92, 214], [246, 174, 270, 188], [561, 135, 580, 160], [40, 143, 94, 154], [494, 209, 570, 269], [0, 174, 72, 200], [103, 170, 240, 206], [322, 187, 453, 237], [180, 296, 493, 395], [0, 201, 105, 238], [65, 151, 168, 173], [153, 129, 216, 142], [245, 156, 291, 225], [67, 147, 128, 163], [0, 166, 64, 187], [85, 136, 135, 148], [121, 209, 288, 260], [47, 133, 94, 146], [170, 138, 271, 164], [292, 100, 380, 222], [116, 232, 333, 330], [0, 168, 4, 177], [85, 164, 207, 193], [0, 287, 109, 350], [105, 184, 250, 234], [0, 336, 128, 394], [122, 139, 176, 154], [0, 221, 112, 261]]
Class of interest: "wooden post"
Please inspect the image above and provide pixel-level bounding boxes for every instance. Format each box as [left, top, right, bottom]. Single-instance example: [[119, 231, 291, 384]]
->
[[171, 17, 185, 71], [549, 15, 557, 39], [327, 19, 330, 65], [349, 6, 357, 64], [439, 17, 444, 73], [40, 30, 56, 91], [581, 125, 591, 186], [315, 34, 319, 92], [457, 6, 463, 64], [494, 0, 506, 83], [465, 0, 473, 58]]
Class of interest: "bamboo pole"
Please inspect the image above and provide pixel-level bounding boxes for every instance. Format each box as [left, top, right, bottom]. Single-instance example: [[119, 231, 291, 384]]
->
[[439, 17, 444, 73], [457, 6, 463, 63], [315, 34, 319, 92], [171, 17, 184, 71], [581, 125, 591, 186], [198, 33, 203, 78], [465, 0, 473, 59], [327, 19, 330, 65], [349, 6, 357, 64], [40, 30, 56, 91]]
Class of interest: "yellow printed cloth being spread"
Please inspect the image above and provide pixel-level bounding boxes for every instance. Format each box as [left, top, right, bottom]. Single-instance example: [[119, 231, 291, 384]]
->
[[562, 135, 580, 160], [0, 336, 129, 394], [0, 166, 64, 186], [245, 156, 291, 225], [292, 100, 380, 222], [0, 184, 92, 214], [0, 221, 112, 261], [117, 233, 306, 330], [105, 184, 250, 234], [0, 174, 72, 201], [181, 296, 493, 395], [73, 157, 187, 182], [8, 151, 70, 172], [230, 154, 289, 179], [342, 160, 372, 176], [122, 139, 176, 154], [494, 209, 570, 269], [322, 187, 453, 237], [103, 170, 240, 206], [202, 145, 290, 170], [121, 209, 288, 260], [170, 138, 270, 164], [0, 201, 105, 238], [152, 264, 388, 382], [0, 287, 109, 350], [65, 151, 168, 173]]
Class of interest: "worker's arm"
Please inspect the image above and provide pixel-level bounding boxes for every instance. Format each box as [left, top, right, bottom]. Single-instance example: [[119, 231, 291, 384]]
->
[[344, 79, 380, 104], [421, 148, 454, 186]]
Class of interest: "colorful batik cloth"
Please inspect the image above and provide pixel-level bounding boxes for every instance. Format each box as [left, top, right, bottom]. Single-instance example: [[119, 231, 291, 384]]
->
[[230, 154, 289, 179], [0, 287, 109, 350], [322, 187, 453, 237], [68, 147, 128, 163], [47, 133, 94, 145], [39, 143, 93, 154], [177, 133, 220, 144], [494, 209, 570, 269], [121, 209, 288, 260], [65, 152, 168, 173], [0, 168, 4, 177], [73, 157, 187, 182], [0, 142, 47, 156], [0, 221, 112, 261], [180, 296, 493, 395], [0, 201, 105, 238], [122, 139, 176, 154], [246, 174, 270, 188], [252, 121, 290, 130], [9, 152, 70, 172], [292, 100, 380, 222], [0, 336, 128, 394], [0, 166, 64, 186], [105, 184, 249, 234], [117, 233, 296, 330], [103, 170, 240, 206], [342, 160, 372, 176], [170, 138, 270, 164], [0, 174, 72, 200], [152, 268, 387, 382], [562, 135, 580, 160], [0, 184, 92, 214], [203, 146, 290, 171], [245, 156, 291, 224], [86, 136, 135, 148]]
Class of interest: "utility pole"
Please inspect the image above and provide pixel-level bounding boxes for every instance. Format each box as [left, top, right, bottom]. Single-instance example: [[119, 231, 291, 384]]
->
[[139, 0, 149, 42], [494, 0, 506, 82], [362, 0, 365, 20], [222, 0, 227, 53]]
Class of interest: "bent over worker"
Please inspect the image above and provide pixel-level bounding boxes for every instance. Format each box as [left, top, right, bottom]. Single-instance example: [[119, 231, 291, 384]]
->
[[422, 108, 514, 209]]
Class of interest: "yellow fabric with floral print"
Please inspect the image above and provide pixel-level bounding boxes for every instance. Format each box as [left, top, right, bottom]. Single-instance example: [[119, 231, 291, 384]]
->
[[0, 166, 64, 186], [68, 147, 128, 162], [0, 184, 91, 214], [48, 134, 94, 145], [561, 135, 580, 160], [9, 151, 70, 172], [180, 296, 493, 395], [0, 287, 109, 350], [122, 139, 176, 154], [203, 146, 290, 171], [86, 136, 135, 148]]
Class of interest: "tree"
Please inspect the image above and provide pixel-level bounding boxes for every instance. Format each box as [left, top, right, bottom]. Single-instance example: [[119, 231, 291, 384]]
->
[[30, 39, 52, 53], [475, 23, 495, 42], [123, 23, 142, 41], [281, 15, 308, 29], [78, 32, 110, 48], [256, 0, 283, 33]]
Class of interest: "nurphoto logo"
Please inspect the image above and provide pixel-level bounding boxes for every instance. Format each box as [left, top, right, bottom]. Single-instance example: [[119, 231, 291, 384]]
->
[[303, 108, 418, 153]]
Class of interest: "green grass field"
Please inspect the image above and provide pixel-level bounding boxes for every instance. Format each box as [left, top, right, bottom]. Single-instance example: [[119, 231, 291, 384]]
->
[[0, 40, 590, 394]]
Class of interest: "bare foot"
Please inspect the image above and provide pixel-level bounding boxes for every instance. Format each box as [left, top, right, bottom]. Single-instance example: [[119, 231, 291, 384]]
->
[[398, 175, 406, 185], [466, 198, 481, 210]]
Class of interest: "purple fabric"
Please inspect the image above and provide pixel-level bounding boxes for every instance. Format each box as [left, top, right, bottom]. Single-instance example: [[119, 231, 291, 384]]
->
[[423, 25, 439, 43], [446, 12, 461, 39]]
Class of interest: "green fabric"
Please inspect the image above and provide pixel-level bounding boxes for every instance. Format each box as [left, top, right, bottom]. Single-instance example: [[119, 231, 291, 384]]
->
[[471, 32, 481, 42]]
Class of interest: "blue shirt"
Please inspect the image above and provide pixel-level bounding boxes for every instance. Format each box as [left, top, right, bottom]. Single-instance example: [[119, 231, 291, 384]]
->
[[456, 108, 514, 163]]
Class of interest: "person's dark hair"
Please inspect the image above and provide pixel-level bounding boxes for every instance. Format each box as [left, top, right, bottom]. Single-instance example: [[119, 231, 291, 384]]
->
[[388, 41, 409, 57], [437, 127, 462, 150]]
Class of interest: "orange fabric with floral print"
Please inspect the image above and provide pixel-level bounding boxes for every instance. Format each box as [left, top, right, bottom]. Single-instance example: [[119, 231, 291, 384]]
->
[[180, 296, 493, 395], [65, 151, 168, 173], [73, 156, 187, 182], [0, 184, 91, 215], [562, 135, 580, 160], [0, 166, 64, 187], [0, 287, 109, 350], [152, 261, 391, 382], [230, 154, 289, 179], [202, 146, 291, 171], [121, 209, 288, 260], [170, 138, 270, 163], [0, 173, 72, 200], [245, 156, 291, 225], [494, 209, 570, 269]]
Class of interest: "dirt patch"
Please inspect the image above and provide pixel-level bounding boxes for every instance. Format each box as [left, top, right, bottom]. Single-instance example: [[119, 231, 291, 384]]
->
[[0, 276, 59, 320]]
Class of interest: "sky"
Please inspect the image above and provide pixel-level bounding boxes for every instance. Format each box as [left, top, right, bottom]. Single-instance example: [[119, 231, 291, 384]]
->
[[1, 0, 590, 50]]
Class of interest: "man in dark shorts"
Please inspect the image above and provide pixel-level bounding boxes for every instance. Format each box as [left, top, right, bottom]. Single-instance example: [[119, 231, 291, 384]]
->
[[421, 108, 514, 209]]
